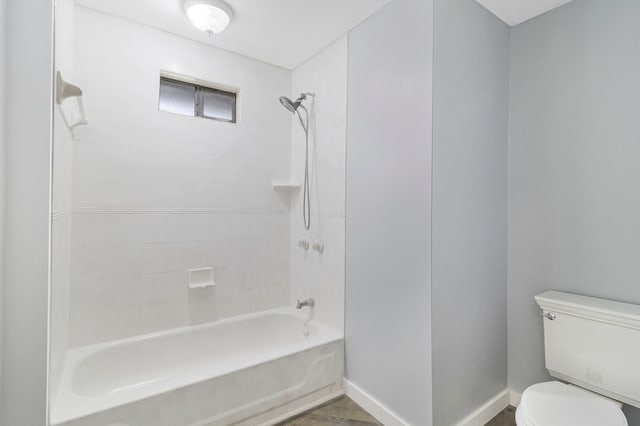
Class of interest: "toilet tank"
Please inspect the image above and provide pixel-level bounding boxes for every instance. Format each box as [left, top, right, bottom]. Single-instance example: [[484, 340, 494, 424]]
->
[[535, 291, 640, 408]]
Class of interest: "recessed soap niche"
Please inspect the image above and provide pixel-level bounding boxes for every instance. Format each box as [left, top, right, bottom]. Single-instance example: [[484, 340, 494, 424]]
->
[[188, 267, 215, 289]]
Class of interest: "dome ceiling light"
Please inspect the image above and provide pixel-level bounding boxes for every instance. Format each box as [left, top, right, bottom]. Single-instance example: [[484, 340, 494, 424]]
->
[[184, 0, 233, 35]]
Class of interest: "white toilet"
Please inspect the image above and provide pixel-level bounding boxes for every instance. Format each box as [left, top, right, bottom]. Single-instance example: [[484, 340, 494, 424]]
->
[[515, 291, 640, 426]]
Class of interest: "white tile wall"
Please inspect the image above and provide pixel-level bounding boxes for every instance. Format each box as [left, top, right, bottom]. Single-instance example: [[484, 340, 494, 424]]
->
[[289, 38, 348, 334], [67, 7, 293, 346]]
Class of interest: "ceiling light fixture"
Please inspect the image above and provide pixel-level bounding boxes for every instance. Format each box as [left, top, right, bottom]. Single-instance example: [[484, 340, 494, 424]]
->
[[184, 0, 233, 35]]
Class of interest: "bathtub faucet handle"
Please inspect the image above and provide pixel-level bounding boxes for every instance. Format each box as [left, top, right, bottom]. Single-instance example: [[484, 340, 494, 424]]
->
[[298, 239, 310, 250], [296, 298, 315, 309]]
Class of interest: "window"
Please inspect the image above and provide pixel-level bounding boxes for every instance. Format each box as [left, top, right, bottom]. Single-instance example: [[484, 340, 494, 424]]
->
[[158, 77, 237, 123], [158, 78, 197, 117]]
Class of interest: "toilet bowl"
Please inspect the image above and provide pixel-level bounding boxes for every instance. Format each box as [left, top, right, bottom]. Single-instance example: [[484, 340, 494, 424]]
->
[[515, 381, 627, 426]]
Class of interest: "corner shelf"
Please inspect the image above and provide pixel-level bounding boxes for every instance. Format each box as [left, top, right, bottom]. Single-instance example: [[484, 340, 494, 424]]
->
[[272, 180, 300, 192]]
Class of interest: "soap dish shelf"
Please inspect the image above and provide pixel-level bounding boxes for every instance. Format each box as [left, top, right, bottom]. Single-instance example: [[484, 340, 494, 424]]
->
[[272, 181, 300, 191]]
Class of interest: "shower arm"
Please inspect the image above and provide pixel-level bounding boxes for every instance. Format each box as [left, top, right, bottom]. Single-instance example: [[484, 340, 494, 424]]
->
[[295, 92, 315, 107]]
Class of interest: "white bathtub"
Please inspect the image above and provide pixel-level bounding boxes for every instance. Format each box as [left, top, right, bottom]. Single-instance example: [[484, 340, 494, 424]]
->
[[51, 309, 344, 426]]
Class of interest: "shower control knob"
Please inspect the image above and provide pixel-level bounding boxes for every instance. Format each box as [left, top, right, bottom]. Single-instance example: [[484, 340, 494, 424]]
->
[[298, 239, 309, 250], [312, 241, 324, 254]]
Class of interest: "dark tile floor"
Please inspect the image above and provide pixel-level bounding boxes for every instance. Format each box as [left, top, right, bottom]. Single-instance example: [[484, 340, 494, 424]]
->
[[486, 406, 517, 426], [277, 396, 381, 425], [278, 397, 517, 426]]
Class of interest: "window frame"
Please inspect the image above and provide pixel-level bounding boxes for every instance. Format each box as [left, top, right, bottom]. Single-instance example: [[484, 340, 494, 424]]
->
[[197, 85, 237, 123], [159, 76, 238, 124]]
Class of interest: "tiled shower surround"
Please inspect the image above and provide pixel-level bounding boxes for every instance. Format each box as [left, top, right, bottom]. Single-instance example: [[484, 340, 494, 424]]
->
[[66, 7, 293, 346], [54, 4, 348, 350]]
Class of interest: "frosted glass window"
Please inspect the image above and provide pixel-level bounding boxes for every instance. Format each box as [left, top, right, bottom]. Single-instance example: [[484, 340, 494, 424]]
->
[[202, 88, 236, 122], [158, 78, 196, 117], [158, 77, 237, 123]]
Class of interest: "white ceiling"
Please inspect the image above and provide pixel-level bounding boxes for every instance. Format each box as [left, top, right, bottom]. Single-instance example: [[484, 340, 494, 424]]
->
[[475, 0, 574, 26], [75, 0, 392, 70]]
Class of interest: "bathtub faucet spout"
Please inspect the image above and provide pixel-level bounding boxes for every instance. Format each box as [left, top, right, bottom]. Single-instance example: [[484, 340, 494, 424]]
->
[[296, 298, 315, 309]]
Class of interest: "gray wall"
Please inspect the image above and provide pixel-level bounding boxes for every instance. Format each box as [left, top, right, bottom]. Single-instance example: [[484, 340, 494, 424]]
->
[[345, 0, 433, 423], [1, 0, 53, 424], [0, 0, 6, 409], [431, 0, 509, 424], [508, 0, 640, 424]]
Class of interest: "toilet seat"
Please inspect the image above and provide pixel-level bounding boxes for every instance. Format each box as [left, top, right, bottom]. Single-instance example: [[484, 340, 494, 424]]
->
[[516, 381, 628, 426]]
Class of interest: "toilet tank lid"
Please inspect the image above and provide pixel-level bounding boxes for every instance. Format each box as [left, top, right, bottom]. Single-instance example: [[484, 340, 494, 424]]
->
[[535, 291, 640, 329]]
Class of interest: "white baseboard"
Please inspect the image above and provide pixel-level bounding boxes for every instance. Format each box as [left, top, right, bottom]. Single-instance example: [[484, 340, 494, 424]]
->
[[455, 389, 510, 426], [509, 390, 522, 407], [343, 379, 409, 426], [343, 382, 521, 426]]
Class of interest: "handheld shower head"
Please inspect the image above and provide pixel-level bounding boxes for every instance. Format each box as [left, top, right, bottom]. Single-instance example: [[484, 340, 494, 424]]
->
[[279, 93, 313, 133], [279, 93, 314, 111], [278, 92, 315, 231], [279, 96, 300, 113]]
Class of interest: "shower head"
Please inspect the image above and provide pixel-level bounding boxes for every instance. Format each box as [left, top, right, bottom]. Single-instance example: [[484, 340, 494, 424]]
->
[[279, 96, 300, 113], [279, 92, 314, 133]]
